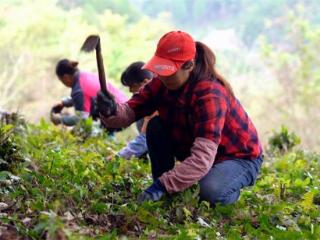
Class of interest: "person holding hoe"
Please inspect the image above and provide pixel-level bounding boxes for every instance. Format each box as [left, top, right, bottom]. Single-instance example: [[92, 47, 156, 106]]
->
[[51, 58, 128, 126], [97, 31, 263, 206]]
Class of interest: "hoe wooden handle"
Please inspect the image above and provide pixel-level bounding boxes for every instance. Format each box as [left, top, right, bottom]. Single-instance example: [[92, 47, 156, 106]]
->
[[95, 40, 108, 95]]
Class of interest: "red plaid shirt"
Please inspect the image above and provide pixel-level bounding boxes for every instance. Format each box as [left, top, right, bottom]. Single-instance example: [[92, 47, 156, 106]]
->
[[127, 77, 262, 163]]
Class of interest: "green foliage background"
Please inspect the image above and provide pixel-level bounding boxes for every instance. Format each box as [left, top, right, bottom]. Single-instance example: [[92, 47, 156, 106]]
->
[[0, 0, 320, 150], [0, 0, 172, 118]]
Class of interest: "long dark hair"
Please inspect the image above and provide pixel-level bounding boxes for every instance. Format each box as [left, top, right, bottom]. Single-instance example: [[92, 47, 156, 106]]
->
[[191, 41, 234, 97], [55, 59, 79, 78]]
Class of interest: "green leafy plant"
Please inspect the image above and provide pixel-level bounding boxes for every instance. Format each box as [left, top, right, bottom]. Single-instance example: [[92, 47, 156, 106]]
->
[[268, 125, 301, 153], [0, 118, 319, 239]]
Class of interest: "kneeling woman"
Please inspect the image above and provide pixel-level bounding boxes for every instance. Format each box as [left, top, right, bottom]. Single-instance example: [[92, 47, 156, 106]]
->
[[98, 31, 263, 206]]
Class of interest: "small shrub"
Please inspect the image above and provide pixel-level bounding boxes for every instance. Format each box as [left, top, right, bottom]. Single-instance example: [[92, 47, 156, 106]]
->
[[268, 125, 301, 153]]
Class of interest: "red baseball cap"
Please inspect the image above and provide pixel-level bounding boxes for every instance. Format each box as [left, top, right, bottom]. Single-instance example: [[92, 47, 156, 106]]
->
[[143, 31, 196, 76]]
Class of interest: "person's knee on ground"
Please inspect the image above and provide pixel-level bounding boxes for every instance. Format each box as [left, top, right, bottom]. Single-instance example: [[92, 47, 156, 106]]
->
[[199, 175, 240, 206]]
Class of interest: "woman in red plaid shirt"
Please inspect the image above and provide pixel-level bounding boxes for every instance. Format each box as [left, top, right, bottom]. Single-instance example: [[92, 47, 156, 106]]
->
[[97, 31, 263, 206]]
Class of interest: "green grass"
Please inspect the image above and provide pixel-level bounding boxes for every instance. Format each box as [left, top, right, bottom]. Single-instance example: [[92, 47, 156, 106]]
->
[[0, 118, 319, 239]]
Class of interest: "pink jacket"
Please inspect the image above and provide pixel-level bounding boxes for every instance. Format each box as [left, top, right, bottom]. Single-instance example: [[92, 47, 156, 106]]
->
[[73, 72, 128, 113]]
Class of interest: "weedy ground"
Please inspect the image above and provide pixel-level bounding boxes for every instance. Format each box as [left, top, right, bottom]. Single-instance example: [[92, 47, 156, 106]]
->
[[0, 117, 319, 239]]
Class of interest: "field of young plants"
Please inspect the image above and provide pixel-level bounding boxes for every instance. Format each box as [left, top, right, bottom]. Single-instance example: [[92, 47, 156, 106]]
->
[[0, 114, 319, 239]]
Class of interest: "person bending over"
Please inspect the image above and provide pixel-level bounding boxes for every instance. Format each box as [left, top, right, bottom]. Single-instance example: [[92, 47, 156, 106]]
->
[[117, 61, 157, 160], [51, 58, 128, 126], [97, 31, 263, 206]]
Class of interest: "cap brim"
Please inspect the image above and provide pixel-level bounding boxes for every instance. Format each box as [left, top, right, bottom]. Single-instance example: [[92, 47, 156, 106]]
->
[[142, 55, 183, 76]]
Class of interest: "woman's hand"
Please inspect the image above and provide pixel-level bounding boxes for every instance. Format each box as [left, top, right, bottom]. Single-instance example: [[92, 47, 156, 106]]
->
[[96, 91, 116, 117], [137, 179, 166, 203], [51, 102, 64, 114], [50, 112, 61, 125]]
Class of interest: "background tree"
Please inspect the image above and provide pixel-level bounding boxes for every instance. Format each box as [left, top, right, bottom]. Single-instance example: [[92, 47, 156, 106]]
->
[[258, 5, 320, 148]]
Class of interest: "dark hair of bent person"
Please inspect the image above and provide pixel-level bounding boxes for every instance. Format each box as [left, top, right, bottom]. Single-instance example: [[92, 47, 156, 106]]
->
[[121, 61, 153, 87], [55, 59, 79, 78], [191, 42, 234, 97]]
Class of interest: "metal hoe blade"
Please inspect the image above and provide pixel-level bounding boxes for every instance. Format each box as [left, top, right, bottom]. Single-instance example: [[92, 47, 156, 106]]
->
[[80, 34, 108, 94], [80, 35, 100, 52]]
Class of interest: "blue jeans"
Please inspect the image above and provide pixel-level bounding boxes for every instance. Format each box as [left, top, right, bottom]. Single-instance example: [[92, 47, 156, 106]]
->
[[146, 116, 263, 206], [199, 156, 263, 205]]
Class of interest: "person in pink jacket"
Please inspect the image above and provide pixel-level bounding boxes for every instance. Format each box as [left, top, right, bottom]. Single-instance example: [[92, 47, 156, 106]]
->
[[51, 59, 128, 126]]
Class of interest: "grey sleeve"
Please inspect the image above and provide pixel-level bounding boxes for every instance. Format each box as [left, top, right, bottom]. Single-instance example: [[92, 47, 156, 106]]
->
[[60, 115, 80, 126], [62, 96, 74, 107], [72, 90, 84, 112]]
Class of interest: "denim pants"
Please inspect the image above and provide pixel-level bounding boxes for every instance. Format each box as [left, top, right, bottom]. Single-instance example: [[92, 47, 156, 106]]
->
[[198, 156, 262, 205], [146, 116, 263, 205]]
